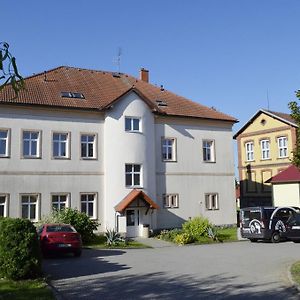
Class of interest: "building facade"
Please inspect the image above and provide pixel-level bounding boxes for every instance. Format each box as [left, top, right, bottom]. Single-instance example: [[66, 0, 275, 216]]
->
[[0, 66, 237, 236], [234, 109, 297, 208]]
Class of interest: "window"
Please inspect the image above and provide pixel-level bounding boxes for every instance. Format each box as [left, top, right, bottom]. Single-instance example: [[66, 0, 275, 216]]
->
[[203, 140, 215, 162], [53, 132, 69, 158], [260, 140, 270, 160], [205, 194, 219, 210], [51, 194, 69, 210], [0, 194, 8, 217], [80, 193, 96, 218], [245, 142, 254, 161], [125, 164, 141, 187], [163, 194, 179, 208], [81, 134, 96, 159], [125, 117, 140, 132], [278, 137, 288, 158], [162, 138, 176, 161], [0, 129, 9, 157], [21, 194, 39, 221], [23, 131, 41, 158]]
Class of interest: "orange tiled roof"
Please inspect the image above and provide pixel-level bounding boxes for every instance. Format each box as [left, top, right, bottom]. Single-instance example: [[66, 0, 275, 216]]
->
[[114, 189, 159, 213], [0, 66, 237, 122]]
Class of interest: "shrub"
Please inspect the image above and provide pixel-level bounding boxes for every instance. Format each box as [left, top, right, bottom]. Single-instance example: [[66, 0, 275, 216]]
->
[[157, 228, 182, 242], [0, 218, 42, 280], [39, 208, 99, 243], [105, 229, 124, 246], [182, 216, 212, 241], [174, 232, 193, 245], [207, 226, 220, 242]]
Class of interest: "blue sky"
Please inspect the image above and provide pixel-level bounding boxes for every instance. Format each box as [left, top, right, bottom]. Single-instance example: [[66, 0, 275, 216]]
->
[[3, 0, 300, 133]]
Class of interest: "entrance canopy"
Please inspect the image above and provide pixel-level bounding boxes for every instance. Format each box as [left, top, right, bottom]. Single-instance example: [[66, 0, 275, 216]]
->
[[114, 189, 159, 214]]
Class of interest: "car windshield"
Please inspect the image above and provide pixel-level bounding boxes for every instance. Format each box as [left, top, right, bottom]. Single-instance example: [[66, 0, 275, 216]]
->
[[46, 225, 76, 233]]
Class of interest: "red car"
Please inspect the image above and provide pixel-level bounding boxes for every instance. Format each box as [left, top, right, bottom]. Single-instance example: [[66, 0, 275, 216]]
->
[[38, 224, 82, 257]]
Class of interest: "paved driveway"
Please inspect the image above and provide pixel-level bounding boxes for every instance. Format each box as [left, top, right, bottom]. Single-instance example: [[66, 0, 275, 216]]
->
[[43, 241, 300, 299]]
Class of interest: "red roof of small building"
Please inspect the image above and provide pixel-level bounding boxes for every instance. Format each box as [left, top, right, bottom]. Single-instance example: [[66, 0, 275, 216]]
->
[[114, 189, 159, 213], [268, 165, 300, 183], [0, 66, 237, 122]]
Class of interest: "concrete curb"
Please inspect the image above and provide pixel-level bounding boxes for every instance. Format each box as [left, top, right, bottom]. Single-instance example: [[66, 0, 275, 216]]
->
[[47, 280, 65, 300], [287, 263, 300, 294]]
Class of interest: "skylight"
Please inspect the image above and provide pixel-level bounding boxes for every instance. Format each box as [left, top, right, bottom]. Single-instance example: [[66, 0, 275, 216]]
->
[[61, 92, 85, 99], [156, 99, 168, 107]]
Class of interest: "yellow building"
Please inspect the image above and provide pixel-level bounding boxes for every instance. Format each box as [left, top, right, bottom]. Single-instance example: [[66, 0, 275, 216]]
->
[[234, 109, 297, 207]]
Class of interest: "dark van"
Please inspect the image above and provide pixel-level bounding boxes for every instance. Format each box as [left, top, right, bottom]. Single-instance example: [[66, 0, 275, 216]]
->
[[240, 206, 300, 243]]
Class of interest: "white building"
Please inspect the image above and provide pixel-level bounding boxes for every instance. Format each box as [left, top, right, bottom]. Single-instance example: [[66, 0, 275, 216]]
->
[[0, 66, 237, 237]]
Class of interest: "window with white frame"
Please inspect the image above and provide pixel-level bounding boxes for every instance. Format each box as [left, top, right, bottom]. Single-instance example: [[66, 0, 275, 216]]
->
[[261, 139, 270, 160], [245, 142, 254, 161], [125, 164, 141, 187], [203, 140, 215, 162], [23, 131, 40, 158], [80, 193, 96, 218], [278, 137, 288, 158], [162, 138, 176, 161], [125, 117, 141, 132], [21, 194, 39, 221], [81, 134, 96, 159], [163, 194, 179, 208], [51, 194, 69, 210], [0, 194, 8, 217], [205, 193, 219, 210], [53, 132, 69, 158], [0, 129, 9, 157]]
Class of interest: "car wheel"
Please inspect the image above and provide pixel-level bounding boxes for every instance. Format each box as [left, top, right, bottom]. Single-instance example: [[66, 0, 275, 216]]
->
[[249, 238, 258, 242], [74, 250, 82, 257], [271, 231, 280, 243]]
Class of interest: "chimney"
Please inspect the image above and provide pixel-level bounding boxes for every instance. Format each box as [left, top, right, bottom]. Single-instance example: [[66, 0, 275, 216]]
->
[[140, 68, 149, 83]]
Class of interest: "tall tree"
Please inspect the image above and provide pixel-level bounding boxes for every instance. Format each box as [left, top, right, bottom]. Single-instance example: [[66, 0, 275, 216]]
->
[[288, 90, 300, 167], [0, 42, 24, 95]]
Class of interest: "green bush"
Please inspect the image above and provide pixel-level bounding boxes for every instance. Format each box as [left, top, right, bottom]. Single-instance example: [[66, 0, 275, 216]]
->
[[158, 228, 182, 242], [174, 232, 193, 245], [39, 208, 99, 243], [182, 216, 212, 241], [105, 229, 124, 246], [0, 218, 42, 280]]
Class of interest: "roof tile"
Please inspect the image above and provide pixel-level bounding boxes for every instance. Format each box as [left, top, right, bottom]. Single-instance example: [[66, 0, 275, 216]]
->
[[0, 66, 237, 122]]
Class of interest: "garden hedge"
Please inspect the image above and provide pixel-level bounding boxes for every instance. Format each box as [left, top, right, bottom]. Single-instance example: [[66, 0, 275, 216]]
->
[[0, 217, 42, 280]]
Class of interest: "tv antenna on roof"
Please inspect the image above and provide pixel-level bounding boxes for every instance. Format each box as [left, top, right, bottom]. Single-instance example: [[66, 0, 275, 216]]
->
[[113, 47, 122, 73], [267, 89, 270, 110]]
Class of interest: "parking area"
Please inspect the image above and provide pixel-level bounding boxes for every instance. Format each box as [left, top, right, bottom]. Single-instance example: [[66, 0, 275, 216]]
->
[[43, 241, 300, 299]]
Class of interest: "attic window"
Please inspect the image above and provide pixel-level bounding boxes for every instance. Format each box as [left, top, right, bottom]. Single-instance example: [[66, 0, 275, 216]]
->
[[261, 119, 266, 126], [61, 92, 85, 99], [156, 100, 168, 107]]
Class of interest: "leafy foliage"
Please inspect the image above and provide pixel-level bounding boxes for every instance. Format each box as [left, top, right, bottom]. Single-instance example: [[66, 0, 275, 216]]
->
[[207, 226, 220, 242], [157, 228, 182, 242], [289, 95, 300, 167], [0, 42, 25, 95], [182, 216, 212, 241], [104, 229, 124, 247], [39, 208, 99, 243], [0, 218, 42, 280], [173, 232, 193, 245]]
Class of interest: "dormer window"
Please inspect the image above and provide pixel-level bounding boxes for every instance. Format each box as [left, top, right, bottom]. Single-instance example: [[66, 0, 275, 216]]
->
[[61, 92, 85, 99]]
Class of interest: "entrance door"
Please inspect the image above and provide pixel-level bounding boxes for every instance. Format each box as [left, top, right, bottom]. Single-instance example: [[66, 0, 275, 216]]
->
[[126, 209, 140, 237]]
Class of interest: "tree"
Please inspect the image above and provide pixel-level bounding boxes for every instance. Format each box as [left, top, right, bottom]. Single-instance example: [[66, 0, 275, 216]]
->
[[0, 42, 24, 95], [288, 90, 300, 167]]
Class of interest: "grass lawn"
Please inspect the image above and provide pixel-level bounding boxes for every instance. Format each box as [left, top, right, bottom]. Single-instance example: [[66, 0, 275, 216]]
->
[[0, 278, 54, 300], [84, 234, 150, 249], [291, 261, 300, 286]]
